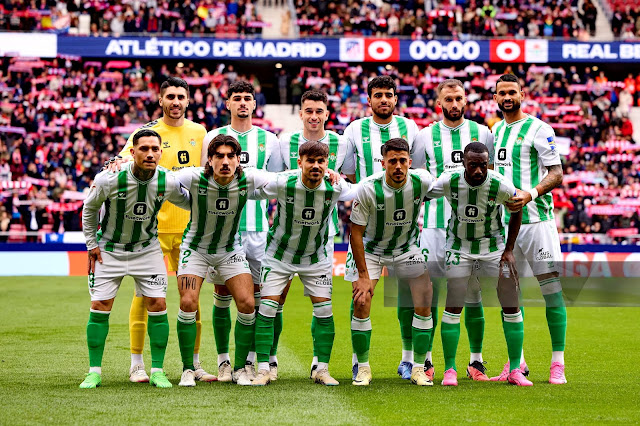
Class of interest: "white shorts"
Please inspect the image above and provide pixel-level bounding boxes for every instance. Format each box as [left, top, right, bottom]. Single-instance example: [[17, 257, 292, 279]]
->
[[260, 256, 333, 299], [178, 246, 251, 283], [206, 231, 267, 285], [88, 247, 168, 301], [344, 244, 427, 282], [508, 220, 562, 277], [444, 249, 502, 279], [420, 227, 446, 278]]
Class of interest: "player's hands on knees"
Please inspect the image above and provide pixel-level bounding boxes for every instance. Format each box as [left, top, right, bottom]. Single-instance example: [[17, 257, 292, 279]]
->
[[499, 249, 518, 282], [88, 247, 103, 274], [325, 169, 340, 184], [103, 156, 128, 172], [505, 189, 531, 212], [352, 276, 373, 306]]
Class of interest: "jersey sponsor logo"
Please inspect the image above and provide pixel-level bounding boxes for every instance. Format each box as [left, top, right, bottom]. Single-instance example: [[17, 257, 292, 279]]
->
[[126, 202, 151, 221], [393, 209, 406, 221], [239, 151, 250, 164], [295, 208, 321, 226], [495, 148, 512, 167], [451, 150, 463, 163], [178, 150, 190, 164], [301, 208, 315, 220], [461, 204, 483, 223], [216, 198, 230, 210]]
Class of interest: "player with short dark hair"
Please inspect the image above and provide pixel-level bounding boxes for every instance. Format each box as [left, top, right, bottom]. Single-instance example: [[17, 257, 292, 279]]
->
[[426, 142, 531, 386], [110, 76, 213, 384], [491, 74, 567, 385], [251, 140, 353, 386], [80, 130, 190, 389], [347, 138, 437, 387], [202, 80, 282, 382], [411, 78, 496, 382]]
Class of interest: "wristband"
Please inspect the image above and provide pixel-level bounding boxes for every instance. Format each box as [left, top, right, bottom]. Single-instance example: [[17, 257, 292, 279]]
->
[[528, 188, 539, 200]]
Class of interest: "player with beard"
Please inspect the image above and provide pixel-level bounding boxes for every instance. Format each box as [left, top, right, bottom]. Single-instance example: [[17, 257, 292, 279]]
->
[[202, 81, 282, 382], [411, 79, 495, 382], [110, 77, 214, 384], [491, 74, 567, 384], [341, 75, 421, 380]]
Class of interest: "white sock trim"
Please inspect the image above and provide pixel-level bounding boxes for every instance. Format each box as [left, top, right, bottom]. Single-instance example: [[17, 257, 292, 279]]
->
[[412, 314, 433, 330], [503, 311, 523, 323], [258, 300, 278, 318], [312, 301, 333, 318], [442, 311, 461, 324], [237, 310, 256, 326], [213, 293, 233, 308], [148, 310, 167, 316], [90, 309, 110, 315], [350, 316, 372, 331], [177, 309, 197, 324]]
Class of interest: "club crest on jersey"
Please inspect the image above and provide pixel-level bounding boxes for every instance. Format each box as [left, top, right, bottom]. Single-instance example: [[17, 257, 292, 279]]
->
[[487, 198, 496, 207], [324, 199, 332, 206], [471, 137, 478, 142], [329, 153, 336, 162], [401, 134, 407, 140], [515, 137, 524, 145], [259, 143, 266, 152], [189, 139, 196, 146], [414, 197, 421, 204]]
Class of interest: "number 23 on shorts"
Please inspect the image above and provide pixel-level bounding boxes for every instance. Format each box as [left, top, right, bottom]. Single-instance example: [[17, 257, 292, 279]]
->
[[445, 250, 460, 266]]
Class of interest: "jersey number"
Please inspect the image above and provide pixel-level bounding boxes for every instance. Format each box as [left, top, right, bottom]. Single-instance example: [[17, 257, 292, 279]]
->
[[181, 250, 192, 264], [261, 267, 272, 283], [445, 251, 460, 266]]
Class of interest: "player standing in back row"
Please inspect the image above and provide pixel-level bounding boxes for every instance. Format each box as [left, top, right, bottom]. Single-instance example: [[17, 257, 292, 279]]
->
[[411, 79, 495, 382], [491, 74, 567, 384], [341, 75, 421, 380], [203, 81, 282, 381]]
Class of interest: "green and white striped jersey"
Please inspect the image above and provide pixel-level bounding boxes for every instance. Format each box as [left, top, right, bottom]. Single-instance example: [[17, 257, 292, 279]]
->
[[177, 168, 271, 254], [204, 125, 282, 232], [350, 169, 436, 257], [83, 164, 189, 253], [492, 115, 560, 225], [276, 129, 348, 236], [255, 170, 357, 265], [342, 115, 420, 181], [412, 120, 494, 229], [428, 169, 517, 255]]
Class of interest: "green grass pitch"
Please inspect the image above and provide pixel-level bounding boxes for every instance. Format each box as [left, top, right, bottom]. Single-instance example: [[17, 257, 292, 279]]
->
[[1, 276, 639, 424]]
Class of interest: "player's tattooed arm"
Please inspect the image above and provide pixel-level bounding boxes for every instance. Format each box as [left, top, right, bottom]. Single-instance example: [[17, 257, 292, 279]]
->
[[508, 164, 563, 210]]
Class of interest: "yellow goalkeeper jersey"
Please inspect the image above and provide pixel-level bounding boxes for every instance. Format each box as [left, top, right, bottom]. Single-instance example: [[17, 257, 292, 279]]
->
[[120, 119, 206, 234]]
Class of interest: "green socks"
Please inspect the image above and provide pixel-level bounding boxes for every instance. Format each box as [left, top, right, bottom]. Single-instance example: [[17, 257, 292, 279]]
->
[[441, 311, 461, 371], [271, 305, 284, 357], [312, 301, 335, 364], [177, 310, 197, 371], [397, 281, 414, 352], [213, 293, 232, 356], [465, 303, 485, 354], [147, 310, 169, 369], [234, 311, 256, 370], [87, 310, 110, 367], [351, 316, 372, 364], [502, 311, 524, 371], [255, 299, 278, 365], [412, 313, 433, 364]]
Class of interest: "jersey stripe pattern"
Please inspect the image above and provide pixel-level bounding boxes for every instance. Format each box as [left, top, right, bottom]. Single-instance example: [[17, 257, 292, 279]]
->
[[413, 120, 494, 229], [431, 170, 516, 255], [96, 165, 168, 253], [119, 119, 206, 234], [492, 115, 560, 225], [204, 125, 279, 232], [278, 130, 346, 236], [343, 115, 419, 182], [262, 170, 350, 265], [178, 168, 269, 254], [350, 169, 435, 257]]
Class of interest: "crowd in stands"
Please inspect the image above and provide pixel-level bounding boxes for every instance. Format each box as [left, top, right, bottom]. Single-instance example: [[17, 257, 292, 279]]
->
[[609, 4, 640, 39], [295, 0, 597, 39], [0, 56, 279, 240], [1, 53, 639, 245], [0, 0, 268, 37]]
